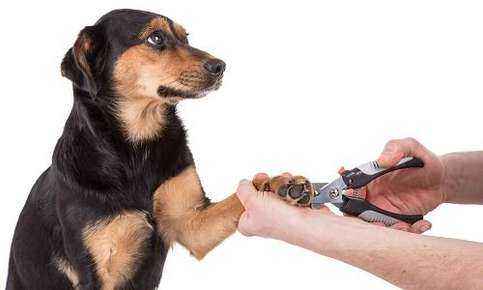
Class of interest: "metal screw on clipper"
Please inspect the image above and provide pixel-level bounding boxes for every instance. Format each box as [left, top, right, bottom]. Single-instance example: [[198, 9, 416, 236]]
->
[[309, 156, 426, 226], [329, 188, 340, 199]]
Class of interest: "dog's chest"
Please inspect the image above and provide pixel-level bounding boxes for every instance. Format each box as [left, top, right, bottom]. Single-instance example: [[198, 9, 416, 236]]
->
[[82, 209, 167, 289]]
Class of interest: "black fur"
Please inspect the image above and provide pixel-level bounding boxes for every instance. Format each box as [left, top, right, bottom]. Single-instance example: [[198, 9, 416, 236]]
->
[[7, 9, 216, 290]]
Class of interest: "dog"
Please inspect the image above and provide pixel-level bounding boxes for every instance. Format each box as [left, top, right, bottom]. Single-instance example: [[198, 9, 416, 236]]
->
[[7, 9, 314, 290]]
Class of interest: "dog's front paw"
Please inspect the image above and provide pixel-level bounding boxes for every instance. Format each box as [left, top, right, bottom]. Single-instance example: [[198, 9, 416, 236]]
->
[[254, 173, 314, 206]]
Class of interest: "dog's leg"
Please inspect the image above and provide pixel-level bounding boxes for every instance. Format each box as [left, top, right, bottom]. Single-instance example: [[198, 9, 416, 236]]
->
[[253, 173, 315, 206], [153, 166, 244, 259]]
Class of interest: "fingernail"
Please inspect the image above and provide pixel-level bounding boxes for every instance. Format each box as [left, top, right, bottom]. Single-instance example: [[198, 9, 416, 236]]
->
[[420, 224, 431, 232], [253, 172, 267, 178]]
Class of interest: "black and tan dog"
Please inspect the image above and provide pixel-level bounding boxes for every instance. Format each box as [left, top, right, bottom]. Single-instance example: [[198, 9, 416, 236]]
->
[[7, 9, 314, 290]]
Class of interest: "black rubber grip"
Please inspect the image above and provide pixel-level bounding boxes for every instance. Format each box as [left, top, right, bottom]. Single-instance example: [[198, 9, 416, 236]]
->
[[342, 157, 424, 189], [340, 196, 424, 224]]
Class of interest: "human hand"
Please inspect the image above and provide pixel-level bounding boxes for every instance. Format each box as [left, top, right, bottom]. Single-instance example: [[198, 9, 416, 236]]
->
[[236, 173, 333, 239], [348, 138, 445, 233]]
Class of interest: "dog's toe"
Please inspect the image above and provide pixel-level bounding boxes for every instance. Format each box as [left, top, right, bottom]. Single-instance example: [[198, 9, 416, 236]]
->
[[263, 174, 314, 206]]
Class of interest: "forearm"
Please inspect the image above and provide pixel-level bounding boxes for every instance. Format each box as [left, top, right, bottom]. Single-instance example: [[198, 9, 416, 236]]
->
[[275, 211, 483, 290], [442, 151, 483, 204]]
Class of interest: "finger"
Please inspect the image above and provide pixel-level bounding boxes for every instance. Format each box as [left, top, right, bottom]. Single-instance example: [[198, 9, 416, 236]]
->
[[390, 221, 411, 232], [370, 222, 386, 227], [377, 139, 406, 167], [377, 137, 425, 167], [337, 166, 347, 175], [236, 179, 258, 207], [410, 219, 432, 234], [343, 187, 367, 199], [252, 173, 270, 190]]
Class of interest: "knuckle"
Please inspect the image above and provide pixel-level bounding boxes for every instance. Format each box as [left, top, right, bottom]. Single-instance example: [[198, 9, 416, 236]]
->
[[391, 222, 410, 231], [405, 137, 421, 147], [385, 139, 400, 150]]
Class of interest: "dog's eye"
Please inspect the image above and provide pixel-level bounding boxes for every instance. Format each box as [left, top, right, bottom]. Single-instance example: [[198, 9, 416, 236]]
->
[[147, 32, 165, 47]]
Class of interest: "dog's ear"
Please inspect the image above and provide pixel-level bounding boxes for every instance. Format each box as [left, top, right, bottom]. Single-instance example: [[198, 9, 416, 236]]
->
[[61, 26, 106, 97]]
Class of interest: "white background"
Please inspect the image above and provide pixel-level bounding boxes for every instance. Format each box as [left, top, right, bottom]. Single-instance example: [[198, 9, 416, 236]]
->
[[1, 1, 482, 289]]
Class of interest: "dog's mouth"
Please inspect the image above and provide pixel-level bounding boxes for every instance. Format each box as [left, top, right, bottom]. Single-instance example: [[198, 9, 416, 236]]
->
[[157, 86, 197, 99], [157, 76, 223, 99]]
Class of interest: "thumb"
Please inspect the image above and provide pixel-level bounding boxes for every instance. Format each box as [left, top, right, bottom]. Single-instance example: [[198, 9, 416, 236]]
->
[[236, 179, 257, 208], [237, 211, 254, 236]]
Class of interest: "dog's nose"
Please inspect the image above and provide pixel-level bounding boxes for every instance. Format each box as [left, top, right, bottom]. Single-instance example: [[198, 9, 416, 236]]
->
[[203, 59, 226, 76]]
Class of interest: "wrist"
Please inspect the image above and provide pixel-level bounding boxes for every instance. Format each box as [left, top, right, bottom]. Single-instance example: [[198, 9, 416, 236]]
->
[[287, 212, 376, 258], [272, 208, 346, 252], [266, 207, 312, 241], [440, 153, 459, 203]]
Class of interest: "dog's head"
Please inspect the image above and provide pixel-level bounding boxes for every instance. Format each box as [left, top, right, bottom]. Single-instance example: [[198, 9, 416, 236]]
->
[[61, 9, 225, 141]]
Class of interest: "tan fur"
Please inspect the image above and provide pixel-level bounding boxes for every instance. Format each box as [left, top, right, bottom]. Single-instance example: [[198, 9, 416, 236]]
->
[[54, 257, 80, 289], [138, 17, 172, 41], [113, 19, 210, 142], [257, 173, 293, 192], [82, 211, 153, 290], [256, 173, 314, 205], [172, 23, 188, 43], [115, 96, 171, 142], [73, 31, 93, 80], [153, 166, 244, 259], [138, 17, 188, 43]]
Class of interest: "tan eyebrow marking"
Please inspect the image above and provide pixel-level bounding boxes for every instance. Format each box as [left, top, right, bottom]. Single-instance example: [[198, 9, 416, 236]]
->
[[171, 22, 188, 43], [138, 17, 172, 40]]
